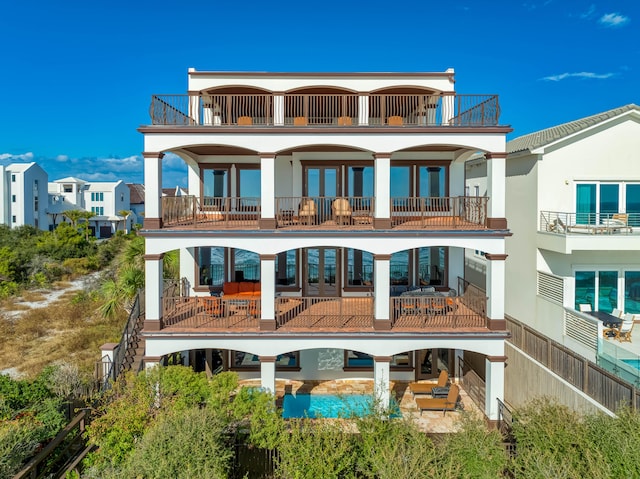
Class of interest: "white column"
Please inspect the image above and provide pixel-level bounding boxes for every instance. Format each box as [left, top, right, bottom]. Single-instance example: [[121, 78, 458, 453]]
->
[[485, 254, 506, 321], [144, 356, 161, 370], [260, 254, 276, 322], [485, 356, 506, 421], [447, 247, 464, 291], [143, 153, 163, 226], [374, 154, 391, 220], [441, 91, 455, 125], [180, 248, 195, 295], [99, 343, 118, 382], [373, 357, 391, 411], [187, 163, 201, 199], [358, 94, 369, 125], [260, 357, 277, 394], [449, 161, 465, 197], [374, 254, 391, 323], [273, 94, 284, 126], [486, 153, 506, 220], [260, 154, 276, 220], [188, 91, 200, 125], [144, 254, 164, 330]]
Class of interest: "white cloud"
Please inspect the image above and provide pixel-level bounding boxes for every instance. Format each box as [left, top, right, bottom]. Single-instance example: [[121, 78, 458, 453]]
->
[[55, 154, 69, 161], [0, 152, 34, 161], [580, 4, 596, 19], [599, 12, 630, 27], [541, 71, 615, 81]]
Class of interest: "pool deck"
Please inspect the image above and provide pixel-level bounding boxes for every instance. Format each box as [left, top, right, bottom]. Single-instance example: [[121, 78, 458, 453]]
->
[[238, 378, 481, 433]]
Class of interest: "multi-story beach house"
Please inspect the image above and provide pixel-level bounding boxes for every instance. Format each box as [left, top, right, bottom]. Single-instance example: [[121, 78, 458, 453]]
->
[[47, 177, 132, 237], [0, 162, 48, 230], [139, 69, 512, 420], [500, 104, 640, 364]]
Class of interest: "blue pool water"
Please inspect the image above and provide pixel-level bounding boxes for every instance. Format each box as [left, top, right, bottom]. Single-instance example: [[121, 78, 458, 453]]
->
[[621, 359, 640, 370], [282, 394, 400, 418]]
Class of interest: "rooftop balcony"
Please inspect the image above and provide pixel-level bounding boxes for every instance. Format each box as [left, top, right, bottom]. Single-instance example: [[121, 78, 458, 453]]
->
[[149, 93, 501, 128], [161, 196, 489, 231], [538, 211, 640, 253]]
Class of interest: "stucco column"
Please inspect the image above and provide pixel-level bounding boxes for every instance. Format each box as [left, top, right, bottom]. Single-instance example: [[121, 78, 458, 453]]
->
[[449, 161, 465, 197], [374, 153, 391, 229], [485, 355, 506, 422], [187, 163, 200, 199], [447, 247, 464, 291], [260, 153, 276, 229], [486, 152, 507, 229], [143, 152, 164, 229], [358, 93, 369, 125], [260, 356, 277, 394], [188, 91, 200, 125], [144, 253, 165, 331], [441, 91, 455, 125], [143, 356, 161, 370], [485, 253, 507, 330], [273, 93, 284, 126], [99, 343, 118, 383], [179, 248, 195, 295], [373, 356, 391, 411], [260, 254, 276, 330], [374, 254, 391, 330]]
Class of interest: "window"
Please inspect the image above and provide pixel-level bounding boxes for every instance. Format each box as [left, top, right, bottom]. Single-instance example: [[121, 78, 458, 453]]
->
[[344, 351, 412, 369], [198, 247, 225, 286], [575, 270, 624, 313], [91, 206, 104, 215], [345, 249, 373, 286], [11, 195, 16, 202], [390, 251, 409, 286], [231, 351, 299, 370], [91, 192, 104, 202], [417, 247, 446, 286], [11, 174, 15, 182], [233, 249, 260, 281], [202, 168, 229, 208], [576, 182, 640, 225], [276, 250, 297, 287], [12, 216, 16, 223], [625, 271, 640, 314], [34, 197, 38, 212], [63, 184, 73, 193]]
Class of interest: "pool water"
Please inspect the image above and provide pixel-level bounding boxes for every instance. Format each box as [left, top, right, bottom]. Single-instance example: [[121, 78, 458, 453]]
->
[[621, 358, 640, 370], [282, 394, 399, 418]]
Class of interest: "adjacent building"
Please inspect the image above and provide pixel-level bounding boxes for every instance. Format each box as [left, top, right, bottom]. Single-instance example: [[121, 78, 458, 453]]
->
[[138, 68, 512, 420], [0, 162, 48, 230]]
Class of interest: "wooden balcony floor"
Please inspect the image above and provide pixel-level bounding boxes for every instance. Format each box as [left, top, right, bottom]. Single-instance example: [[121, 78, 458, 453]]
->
[[160, 297, 488, 334], [159, 216, 487, 232]]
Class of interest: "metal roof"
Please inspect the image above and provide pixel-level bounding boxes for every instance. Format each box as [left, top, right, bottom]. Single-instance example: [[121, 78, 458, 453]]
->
[[507, 104, 640, 154]]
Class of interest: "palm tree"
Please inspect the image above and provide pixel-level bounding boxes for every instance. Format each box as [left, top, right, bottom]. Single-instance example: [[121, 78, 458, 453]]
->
[[118, 210, 131, 234], [62, 209, 85, 228], [79, 211, 96, 240]]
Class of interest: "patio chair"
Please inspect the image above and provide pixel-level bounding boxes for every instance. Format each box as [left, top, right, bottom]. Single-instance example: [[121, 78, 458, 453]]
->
[[408, 370, 449, 397], [388, 115, 403, 126], [293, 116, 308, 126], [337, 116, 352, 126], [611, 308, 623, 318], [198, 296, 224, 317], [415, 383, 460, 416], [298, 198, 317, 225], [237, 116, 253, 125], [615, 314, 637, 342], [332, 198, 352, 225], [579, 304, 592, 312]]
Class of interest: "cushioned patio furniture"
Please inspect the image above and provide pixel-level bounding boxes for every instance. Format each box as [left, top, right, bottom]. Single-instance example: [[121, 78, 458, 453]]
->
[[198, 296, 224, 317], [408, 370, 449, 397], [615, 314, 637, 342], [293, 116, 308, 126], [415, 383, 460, 416], [298, 198, 317, 225], [332, 198, 352, 225], [337, 116, 352, 126], [237, 116, 253, 125], [388, 115, 403, 126]]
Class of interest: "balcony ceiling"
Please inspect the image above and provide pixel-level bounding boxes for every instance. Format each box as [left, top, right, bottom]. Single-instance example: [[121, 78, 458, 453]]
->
[[182, 144, 461, 156]]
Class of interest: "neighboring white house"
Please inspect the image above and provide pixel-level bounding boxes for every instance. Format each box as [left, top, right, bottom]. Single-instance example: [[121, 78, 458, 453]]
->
[[138, 68, 512, 421], [48, 177, 133, 237], [501, 104, 640, 361], [0, 162, 49, 230]]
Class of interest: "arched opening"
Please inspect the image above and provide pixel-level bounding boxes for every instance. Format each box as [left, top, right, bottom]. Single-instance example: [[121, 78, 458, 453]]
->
[[285, 86, 358, 126]]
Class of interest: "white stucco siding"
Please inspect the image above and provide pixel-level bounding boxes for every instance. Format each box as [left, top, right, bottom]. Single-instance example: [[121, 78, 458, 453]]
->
[[187, 72, 455, 95], [505, 154, 539, 325], [143, 235, 505, 257], [144, 335, 505, 360], [537, 118, 640, 213], [143, 132, 507, 158]]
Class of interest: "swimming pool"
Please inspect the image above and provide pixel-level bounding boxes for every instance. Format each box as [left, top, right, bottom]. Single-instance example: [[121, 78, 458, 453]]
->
[[621, 358, 640, 370], [282, 393, 402, 418]]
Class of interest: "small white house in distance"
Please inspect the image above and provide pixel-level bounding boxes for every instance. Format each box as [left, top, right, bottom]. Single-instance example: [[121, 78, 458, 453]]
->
[[504, 104, 640, 360], [48, 177, 132, 237], [0, 162, 49, 230]]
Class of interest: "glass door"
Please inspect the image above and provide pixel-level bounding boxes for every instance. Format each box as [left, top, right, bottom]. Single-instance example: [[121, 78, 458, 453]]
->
[[416, 349, 450, 380], [304, 247, 339, 296], [306, 167, 339, 223]]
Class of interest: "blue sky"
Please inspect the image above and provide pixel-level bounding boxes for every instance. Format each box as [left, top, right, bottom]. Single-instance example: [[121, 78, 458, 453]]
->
[[1, 0, 638, 187]]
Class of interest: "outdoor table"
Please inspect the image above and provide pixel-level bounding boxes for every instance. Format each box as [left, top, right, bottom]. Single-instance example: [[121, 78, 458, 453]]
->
[[587, 310, 622, 328]]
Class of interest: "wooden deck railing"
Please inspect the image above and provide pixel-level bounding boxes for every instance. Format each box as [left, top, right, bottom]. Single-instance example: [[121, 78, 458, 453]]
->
[[275, 296, 374, 328], [162, 296, 261, 329], [275, 196, 374, 228], [391, 196, 488, 229], [162, 195, 261, 229], [391, 294, 487, 328], [150, 93, 501, 127]]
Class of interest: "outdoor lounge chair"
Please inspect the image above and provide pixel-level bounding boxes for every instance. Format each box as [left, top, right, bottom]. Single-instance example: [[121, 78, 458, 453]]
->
[[332, 198, 352, 225], [415, 383, 460, 416], [388, 115, 403, 126], [615, 314, 637, 342], [298, 198, 317, 225], [579, 304, 592, 312], [408, 370, 449, 397], [198, 296, 224, 317]]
